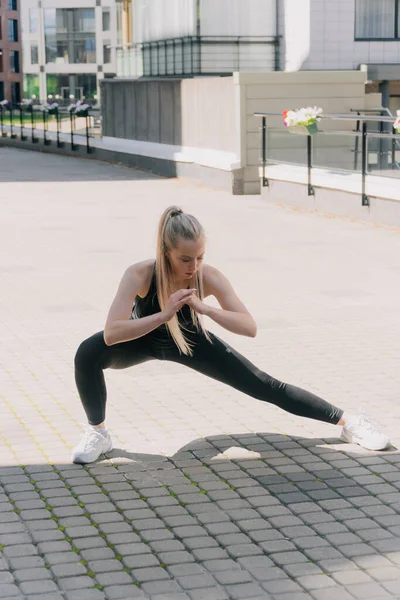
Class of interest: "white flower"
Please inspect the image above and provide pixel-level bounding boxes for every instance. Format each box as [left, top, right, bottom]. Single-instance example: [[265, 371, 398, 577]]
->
[[283, 106, 323, 127], [393, 110, 400, 132]]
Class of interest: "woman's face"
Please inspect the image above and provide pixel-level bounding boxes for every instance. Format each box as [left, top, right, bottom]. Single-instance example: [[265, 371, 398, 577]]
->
[[168, 237, 205, 282]]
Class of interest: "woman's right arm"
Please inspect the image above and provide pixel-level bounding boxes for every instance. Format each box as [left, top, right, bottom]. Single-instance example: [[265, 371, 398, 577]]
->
[[103, 263, 195, 346]]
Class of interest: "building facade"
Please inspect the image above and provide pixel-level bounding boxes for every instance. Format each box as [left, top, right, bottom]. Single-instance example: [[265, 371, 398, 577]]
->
[[21, 0, 118, 104], [0, 0, 23, 103], [114, 0, 400, 114]]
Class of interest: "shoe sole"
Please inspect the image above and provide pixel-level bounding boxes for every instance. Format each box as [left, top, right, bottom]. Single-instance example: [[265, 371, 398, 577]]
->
[[72, 440, 113, 464], [340, 430, 390, 451]]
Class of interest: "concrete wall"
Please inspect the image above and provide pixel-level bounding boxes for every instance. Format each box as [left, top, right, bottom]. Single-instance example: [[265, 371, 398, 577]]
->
[[102, 76, 237, 152], [101, 70, 379, 195], [278, 0, 400, 71], [102, 79, 182, 144], [235, 70, 374, 194]]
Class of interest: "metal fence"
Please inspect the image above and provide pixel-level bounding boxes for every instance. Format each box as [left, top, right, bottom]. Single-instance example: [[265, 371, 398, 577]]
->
[[116, 35, 281, 78], [255, 111, 400, 207], [0, 102, 100, 153]]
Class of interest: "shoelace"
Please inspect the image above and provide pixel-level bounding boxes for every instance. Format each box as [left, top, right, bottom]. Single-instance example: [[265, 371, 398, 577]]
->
[[80, 427, 104, 450], [355, 415, 379, 433]]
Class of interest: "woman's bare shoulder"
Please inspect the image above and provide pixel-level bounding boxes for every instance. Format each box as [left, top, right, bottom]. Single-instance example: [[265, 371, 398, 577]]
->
[[202, 264, 225, 296], [125, 259, 155, 297]]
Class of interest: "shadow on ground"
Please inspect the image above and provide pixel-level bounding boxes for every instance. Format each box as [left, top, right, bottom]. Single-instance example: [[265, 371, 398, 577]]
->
[[1, 433, 400, 599], [0, 147, 163, 183]]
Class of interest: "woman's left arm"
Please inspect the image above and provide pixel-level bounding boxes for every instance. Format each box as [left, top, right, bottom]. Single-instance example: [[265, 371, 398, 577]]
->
[[187, 266, 257, 338]]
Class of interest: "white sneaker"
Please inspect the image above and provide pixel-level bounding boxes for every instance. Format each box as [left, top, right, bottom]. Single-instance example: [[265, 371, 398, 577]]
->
[[340, 415, 390, 451], [72, 427, 113, 464]]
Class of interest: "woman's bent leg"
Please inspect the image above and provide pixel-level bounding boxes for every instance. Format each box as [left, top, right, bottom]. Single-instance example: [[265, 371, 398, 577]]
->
[[74, 331, 153, 425]]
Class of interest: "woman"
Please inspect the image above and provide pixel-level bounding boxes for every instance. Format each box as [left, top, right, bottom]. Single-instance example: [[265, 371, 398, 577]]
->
[[73, 206, 389, 463]]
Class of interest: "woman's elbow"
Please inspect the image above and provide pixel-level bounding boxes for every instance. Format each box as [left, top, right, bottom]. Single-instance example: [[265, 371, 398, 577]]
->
[[103, 329, 115, 346], [247, 319, 257, 338]]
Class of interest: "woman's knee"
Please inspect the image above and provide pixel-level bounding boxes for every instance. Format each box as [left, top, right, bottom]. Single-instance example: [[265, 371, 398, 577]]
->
[[74, 332, 106, 371]]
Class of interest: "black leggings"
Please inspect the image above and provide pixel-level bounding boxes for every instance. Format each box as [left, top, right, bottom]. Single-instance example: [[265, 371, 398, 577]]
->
[[74, 331, 343, 427]]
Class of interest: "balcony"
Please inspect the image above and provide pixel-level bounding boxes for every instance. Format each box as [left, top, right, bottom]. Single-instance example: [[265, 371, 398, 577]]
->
[[116, 35, 280, 78]]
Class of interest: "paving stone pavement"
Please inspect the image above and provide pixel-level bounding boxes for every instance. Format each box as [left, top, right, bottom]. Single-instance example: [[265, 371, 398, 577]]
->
[[1, 146, 400, 600]]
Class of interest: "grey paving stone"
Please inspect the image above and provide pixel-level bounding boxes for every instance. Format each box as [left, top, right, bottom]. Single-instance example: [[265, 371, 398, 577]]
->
[[284, 562, 323, 577], [310, 589, 354, 600], [167, 561, 204, 577], [131, 566, 170, 582], [64, 590, 106, 600], [142, 579, 183, 596], [7, 556, 45, 570], [87, 559, 123, 574], [71, 537, 107, 551], [317, 558, 357, 573], [339, 543, 375, 558], [58, 575, 95, 590], [122, 554, 159, 569], [95, 571, 134, 586], [3, 544, 38, 558], [225, 544, 263, 558], [203, 559, 241, 572], [213, 569, 252, 585], [19, 579, 59, 594], [182, 537, 219, 550], [103, 584, 145, 598], [260, 540, 296, 553], [268, 551, 309, 565], [149, 540, 185, 553], [345, 582, 392, 598], [296, 574, 337, 590], [65, 526, 99, 538], [332, 570, 372, 585], [37, 541, 73, 554], [224, 582, 264, 599], [192, 548, 229, 562], [177, 573, 216, 590], [187, 588, 229, 600], [0, 586, 21, 599], [261, 578, 302, 594], [13, 567, 52, 582], [51, 562, 87, 578], [45, 552, 81, 566]]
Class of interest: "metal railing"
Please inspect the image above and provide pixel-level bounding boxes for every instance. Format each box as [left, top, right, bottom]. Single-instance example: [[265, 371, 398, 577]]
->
[[255, 112, 400, 207], [0, 101, 99, 154], [115, 35, 281, 78]]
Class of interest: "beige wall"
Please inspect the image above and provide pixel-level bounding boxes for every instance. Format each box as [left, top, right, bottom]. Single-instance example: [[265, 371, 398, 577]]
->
[[181, 77, 237, 153], [235, 70, 375, 194]]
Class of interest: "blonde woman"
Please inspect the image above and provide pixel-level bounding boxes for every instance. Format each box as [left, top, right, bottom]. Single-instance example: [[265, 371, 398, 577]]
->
[[72, 206, 389, 463]]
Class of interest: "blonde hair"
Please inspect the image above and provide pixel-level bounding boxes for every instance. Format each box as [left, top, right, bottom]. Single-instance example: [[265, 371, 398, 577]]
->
[[156, 205, 211, 355]]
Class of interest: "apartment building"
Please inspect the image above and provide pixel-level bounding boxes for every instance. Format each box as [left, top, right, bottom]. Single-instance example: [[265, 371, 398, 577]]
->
[[0, 0, 23, 103], [21, 0, 118, 104]]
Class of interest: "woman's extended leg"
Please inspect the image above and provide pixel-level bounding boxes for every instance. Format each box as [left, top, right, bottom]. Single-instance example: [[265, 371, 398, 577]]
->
[[73, 331, 154, 462], [169, 333, 390, 450]]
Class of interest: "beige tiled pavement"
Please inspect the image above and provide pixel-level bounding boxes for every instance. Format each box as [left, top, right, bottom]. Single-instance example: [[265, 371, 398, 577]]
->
[[1, 147, 400, 600]]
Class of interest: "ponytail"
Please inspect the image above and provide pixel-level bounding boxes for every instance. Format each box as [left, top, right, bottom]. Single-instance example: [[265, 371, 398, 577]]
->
[[156, 206, 211, 355]]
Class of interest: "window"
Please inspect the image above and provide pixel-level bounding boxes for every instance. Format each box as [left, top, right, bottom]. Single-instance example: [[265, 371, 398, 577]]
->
[[0, 82, 4, 103], [30, 9, 39, 33], [11, 81, 21, 104], [8, 0, 18, 10], [355, 0, 400, 39], [8, 19, 18, 42], [24, 74, 40, 98], [44, 8, 96, 64], [10, 50, 20, 73], [102, 10, 110, 31], [31, 44, 39, 65], [0, 50, 3, 73], [103, 43, 111, 63]]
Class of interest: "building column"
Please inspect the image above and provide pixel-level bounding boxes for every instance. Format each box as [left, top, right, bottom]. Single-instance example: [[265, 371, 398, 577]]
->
[[379, 79, 391, 169]]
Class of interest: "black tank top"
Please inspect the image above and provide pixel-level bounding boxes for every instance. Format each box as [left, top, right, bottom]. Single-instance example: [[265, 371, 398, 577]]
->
[[131, 263, 196, 346]]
